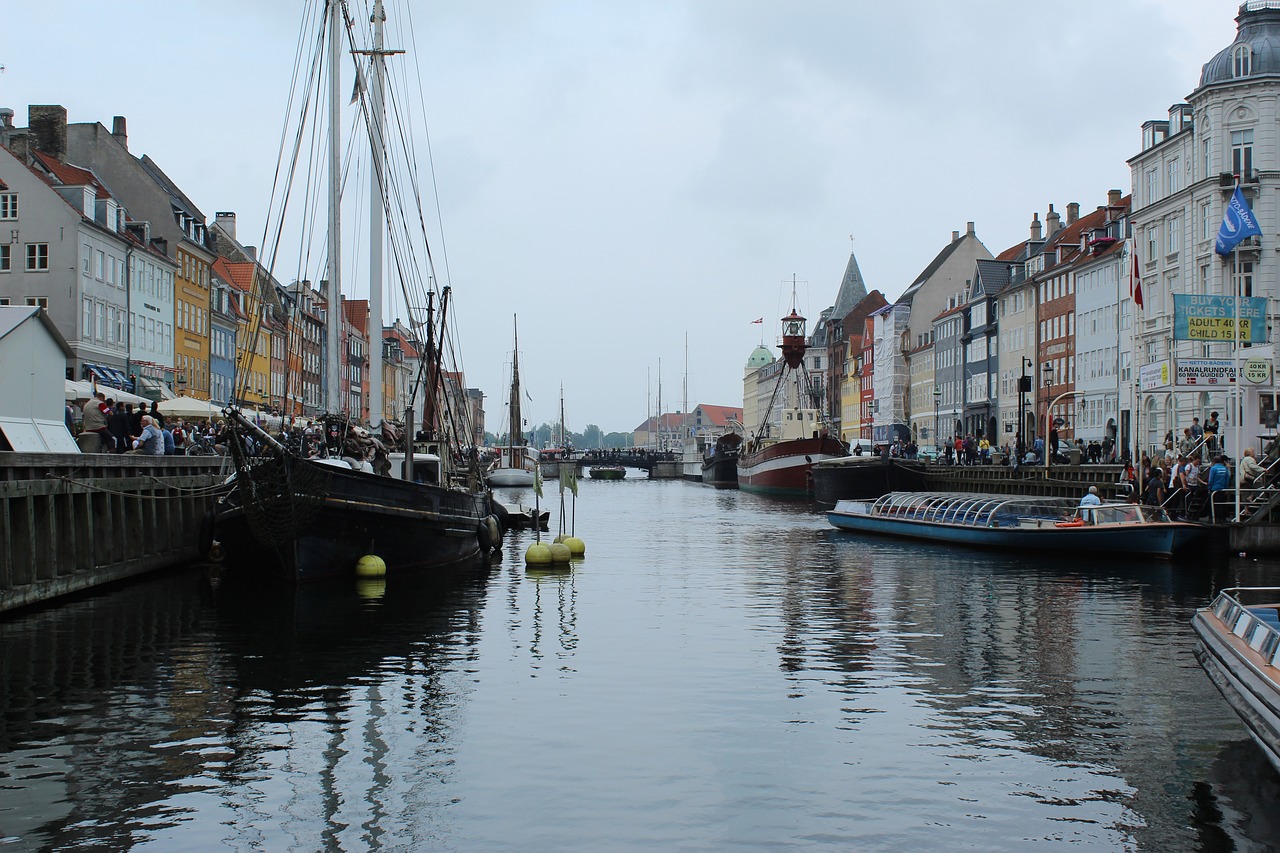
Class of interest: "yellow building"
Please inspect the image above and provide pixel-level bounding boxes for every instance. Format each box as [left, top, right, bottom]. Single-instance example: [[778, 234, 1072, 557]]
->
[[213, 257, 271, 408], [174, 244, 213, 399]]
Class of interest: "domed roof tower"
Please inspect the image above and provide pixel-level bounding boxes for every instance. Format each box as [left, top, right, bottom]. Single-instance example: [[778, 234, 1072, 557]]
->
[[745, 345, 773, 370], [1200, 2, 1280, 89]]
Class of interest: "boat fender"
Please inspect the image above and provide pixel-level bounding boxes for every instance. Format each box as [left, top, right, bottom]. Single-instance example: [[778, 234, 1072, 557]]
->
[[1055, 519, 1085, 528], [492, 501, 511, 533], [486, 516, 502, 549], [198, 509, 216, 559], [477, 519, 493, 551]]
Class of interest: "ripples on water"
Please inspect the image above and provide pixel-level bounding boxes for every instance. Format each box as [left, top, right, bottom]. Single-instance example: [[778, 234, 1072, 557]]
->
[[1, 477, 1279, 850]]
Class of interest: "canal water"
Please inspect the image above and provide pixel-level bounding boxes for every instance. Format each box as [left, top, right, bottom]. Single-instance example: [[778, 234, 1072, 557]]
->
[[2, 475, 1279, 851]]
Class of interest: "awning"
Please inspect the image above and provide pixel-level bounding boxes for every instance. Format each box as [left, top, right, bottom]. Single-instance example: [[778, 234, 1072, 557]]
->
[[84, 363, 129, 389]]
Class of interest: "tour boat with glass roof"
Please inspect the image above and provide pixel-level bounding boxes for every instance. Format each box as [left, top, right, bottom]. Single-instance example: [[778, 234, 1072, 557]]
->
[[1193, 588, 1280, 775], [826, 491, 1207, 558]]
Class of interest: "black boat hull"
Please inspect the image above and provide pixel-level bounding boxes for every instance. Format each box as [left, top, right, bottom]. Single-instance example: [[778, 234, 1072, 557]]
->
[[811, 458, 927, 507], [216, 459, 489, 583], [700, 453, 738, 489]]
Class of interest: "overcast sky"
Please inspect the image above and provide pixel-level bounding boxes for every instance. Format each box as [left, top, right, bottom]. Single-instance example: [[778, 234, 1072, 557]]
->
[[0, 0, 1243, 434]]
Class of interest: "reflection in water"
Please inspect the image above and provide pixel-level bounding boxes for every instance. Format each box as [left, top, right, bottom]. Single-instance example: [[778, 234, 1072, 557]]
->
[[0, 481, 1276, 850]]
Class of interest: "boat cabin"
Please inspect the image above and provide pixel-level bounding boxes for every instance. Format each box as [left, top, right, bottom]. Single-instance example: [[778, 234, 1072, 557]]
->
[[387, 448, 444, 484]]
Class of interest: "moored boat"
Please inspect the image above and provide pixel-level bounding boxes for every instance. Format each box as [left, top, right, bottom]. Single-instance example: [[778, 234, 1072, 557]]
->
[[1193, 588, 1280, 774], [827, 491, 1207, 558], [701, 432, 741, 489], [738, 301, 847, 499], [589, 464, 626, 480], [215, 2, 494, 583], [810, 455, 927, 506], [487, 317, 537, 487]]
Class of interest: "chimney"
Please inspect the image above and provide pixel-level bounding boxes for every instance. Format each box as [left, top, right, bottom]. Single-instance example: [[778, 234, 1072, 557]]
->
[[966, 221, 975, 237], [0, 108, 13, 129], [111, 116, 128, 150], [1030, 212, 1042, 241], [1107, 188, 1123, 207], [28, 105, 68, 162], [216, 211, 237, 241], [245, 246, 257, 261], [952, 230, 960, 241], [1066, 202, 1079, 225], [1045, 203, 1061, 236]]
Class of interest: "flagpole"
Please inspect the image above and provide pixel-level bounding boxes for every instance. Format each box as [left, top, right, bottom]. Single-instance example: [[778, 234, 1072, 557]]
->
[[1234, 240, 1241, 521]]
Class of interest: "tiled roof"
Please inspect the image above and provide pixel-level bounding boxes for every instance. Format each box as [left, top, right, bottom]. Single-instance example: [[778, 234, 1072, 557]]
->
[[896, 233, 969, 306], [31, 150, 111, 199], [213, 257, 256, 293], [693, 404, 743, 427]]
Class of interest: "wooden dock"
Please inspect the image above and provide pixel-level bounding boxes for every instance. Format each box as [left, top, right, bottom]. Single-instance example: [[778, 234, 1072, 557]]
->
[[0, 453, 230, 614]]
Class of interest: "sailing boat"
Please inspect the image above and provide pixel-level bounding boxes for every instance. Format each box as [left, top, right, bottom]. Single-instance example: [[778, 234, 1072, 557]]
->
[[488, 316, 539, 487], [737, 298, 847, 498], [213, 1, 496, 582]]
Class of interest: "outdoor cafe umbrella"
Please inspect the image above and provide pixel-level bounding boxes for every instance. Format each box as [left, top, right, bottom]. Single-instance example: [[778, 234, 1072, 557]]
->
[[156, 396, 224, 419]]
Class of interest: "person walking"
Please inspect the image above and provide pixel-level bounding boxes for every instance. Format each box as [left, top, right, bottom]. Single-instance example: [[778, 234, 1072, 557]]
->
[[1240, 447, 1266, 486], [1207, 454, 1232, 521], [1143, 467, 1166, 508]]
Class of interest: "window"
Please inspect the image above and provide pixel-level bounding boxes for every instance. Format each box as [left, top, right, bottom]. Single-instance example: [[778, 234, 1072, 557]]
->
[[1232, 129, 1254, 177], [116, 310, 125, 346], [95, 302, 105, 340], [1167, 158, 1180, 194], [83, 298, 93, 335], [1202, 135, 1211, 179], [25, 243, 48, 271], [0, 244, 9, 273], [96, 250, 105, 280], [1147, 169, 1158, 205], [1234, 43, 1252, 78], [0, 193, 16, 219], [106, 255, 116, 285], [1166, 217, 1180, 255], [25, 296, 48, 309], [1201, 201, 1212, 241], [1146, 226, 1157, 261], [83, 243, 92, 275]]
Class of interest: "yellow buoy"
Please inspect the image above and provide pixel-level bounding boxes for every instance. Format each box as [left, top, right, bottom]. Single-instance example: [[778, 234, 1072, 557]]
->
[[553, 534, 567, 544], [564, 536, 585, 556], [356, 554, 387, 577], [548, 542, 572, 563], [525, 543, 553, 566]]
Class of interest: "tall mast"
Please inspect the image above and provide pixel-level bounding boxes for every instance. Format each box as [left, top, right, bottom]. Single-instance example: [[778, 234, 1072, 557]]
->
[[324, 0, 343, 414], [509, 316, 522, 450], [367, 0, 387, 427]]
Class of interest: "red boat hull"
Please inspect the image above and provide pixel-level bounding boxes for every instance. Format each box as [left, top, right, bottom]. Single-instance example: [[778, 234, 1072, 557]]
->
[[737, 436, 847, 498]]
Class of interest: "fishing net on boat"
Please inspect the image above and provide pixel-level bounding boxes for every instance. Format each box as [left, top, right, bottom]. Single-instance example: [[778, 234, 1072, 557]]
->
[[227, 429, 329, 548]]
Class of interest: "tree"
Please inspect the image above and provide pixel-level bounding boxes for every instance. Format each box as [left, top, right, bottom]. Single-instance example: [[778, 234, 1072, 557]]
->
[[581, 423, 603, 448]]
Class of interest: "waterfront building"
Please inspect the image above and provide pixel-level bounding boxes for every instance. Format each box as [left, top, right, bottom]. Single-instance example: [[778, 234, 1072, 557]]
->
[[1127, 1, 1280, 459], [0, 140, 130, 383], [742, 343, 777, 444], [858, 313, 875, 442], [209, 269, 238, 407], [821, 250, 870, 438], [285, 280, 324, 417], [680, 403, 744, 447], [342, 298, 371, 421], [1071, 194, 1132, 453], [906, 337, 936, 452], [963, 257, 1013, 443], [213, 257, 270, 409], [465, 387, 486, 448], [892, 224, 992, 437], [995, 230, 1042, 447], [931, 304, 965, 443], [65, 113, 214, 400]]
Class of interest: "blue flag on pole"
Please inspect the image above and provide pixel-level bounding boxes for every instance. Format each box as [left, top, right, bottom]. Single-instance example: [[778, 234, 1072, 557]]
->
[[1215, 186, 1262, 256]]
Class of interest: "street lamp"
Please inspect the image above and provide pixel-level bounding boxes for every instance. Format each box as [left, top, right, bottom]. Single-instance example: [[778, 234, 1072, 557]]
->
[[933, 386, 942, 458], [1020, 356, 1032, 452]]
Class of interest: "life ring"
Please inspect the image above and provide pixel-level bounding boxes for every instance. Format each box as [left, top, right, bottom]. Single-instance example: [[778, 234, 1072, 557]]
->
[[1055, 519, 1085, 528]]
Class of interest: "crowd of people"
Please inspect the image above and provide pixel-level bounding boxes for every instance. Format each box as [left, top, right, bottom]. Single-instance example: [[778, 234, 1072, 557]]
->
[[71, 391, 223, 456]]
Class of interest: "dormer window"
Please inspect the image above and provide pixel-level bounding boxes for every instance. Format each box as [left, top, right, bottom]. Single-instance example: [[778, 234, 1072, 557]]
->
[[1233, 43, 1252, 77]]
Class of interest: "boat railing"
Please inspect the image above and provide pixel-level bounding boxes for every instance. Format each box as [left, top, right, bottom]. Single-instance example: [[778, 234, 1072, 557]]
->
[[869, 492, 1080, 527], [1211, 587, 1280, 668]]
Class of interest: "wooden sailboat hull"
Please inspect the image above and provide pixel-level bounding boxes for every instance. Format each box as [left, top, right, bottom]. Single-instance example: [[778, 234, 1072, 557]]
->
[[216, 458, 490, 583]]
